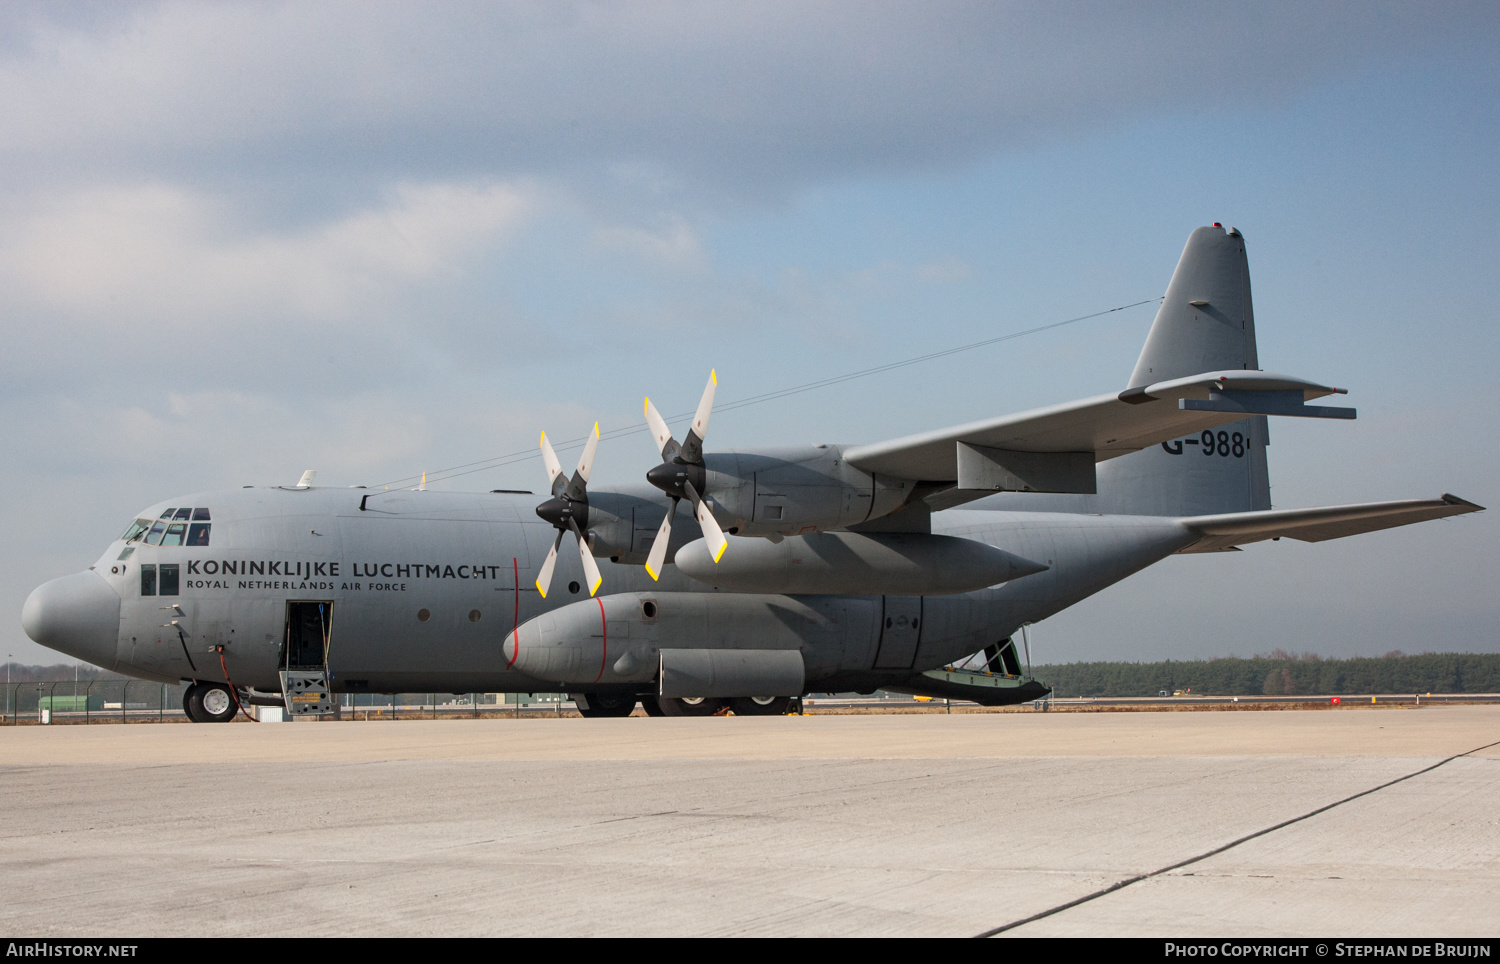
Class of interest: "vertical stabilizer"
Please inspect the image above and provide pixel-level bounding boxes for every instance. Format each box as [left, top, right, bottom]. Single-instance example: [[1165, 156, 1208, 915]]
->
[[1098, 225, 1271, 516], [1128, 224, 1258, 385]]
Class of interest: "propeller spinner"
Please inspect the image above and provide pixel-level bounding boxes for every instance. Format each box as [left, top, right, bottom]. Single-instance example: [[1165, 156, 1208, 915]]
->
[[642, 370, 728, 580], [534, 423, 604, 598]]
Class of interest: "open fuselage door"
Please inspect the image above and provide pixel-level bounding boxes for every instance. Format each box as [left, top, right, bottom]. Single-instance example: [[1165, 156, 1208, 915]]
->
[[281, 600, 337, 717]]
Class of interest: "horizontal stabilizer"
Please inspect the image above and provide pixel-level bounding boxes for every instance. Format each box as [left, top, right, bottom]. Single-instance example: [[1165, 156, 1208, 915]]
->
[[1179, 388, 1354, 420], [1177, 494, 1483, 553], [844, 370, 1345, 483]]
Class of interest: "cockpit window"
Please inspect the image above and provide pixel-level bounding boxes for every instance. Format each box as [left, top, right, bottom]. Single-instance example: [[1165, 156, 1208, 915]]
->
[[121, 519, 152, 542], [191, 507, 211, 521], [140, 564, 177, 596], [161, 509, 176, 520], [187, 523, 210, 546], [161, 523, 187, 546], [145, 521, 166, 545], [173, 508, 192, 521]]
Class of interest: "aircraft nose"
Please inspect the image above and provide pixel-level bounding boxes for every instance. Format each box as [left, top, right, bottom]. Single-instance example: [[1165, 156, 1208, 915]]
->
[[22, 571, 122, 668]]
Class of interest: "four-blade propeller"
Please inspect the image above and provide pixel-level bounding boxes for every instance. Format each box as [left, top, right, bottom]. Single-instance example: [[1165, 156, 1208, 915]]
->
[[534, 423, 604, 598], [642, 370, 728, 580]]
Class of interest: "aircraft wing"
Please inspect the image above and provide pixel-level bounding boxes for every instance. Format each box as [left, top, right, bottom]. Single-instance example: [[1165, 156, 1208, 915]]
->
[[842, 370, 1353, 490], [1175, 494, 1484, 553]]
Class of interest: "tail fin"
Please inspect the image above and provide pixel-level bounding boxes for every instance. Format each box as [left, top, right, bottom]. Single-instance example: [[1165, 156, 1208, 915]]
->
[[1096, 224, 1271, 516]]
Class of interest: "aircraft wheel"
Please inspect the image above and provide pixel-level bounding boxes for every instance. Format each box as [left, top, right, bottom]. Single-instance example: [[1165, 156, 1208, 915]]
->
[[181, 682, 206, 723], [572, 693, 636, 718], [656, 696, 724, 717], [639, 696, 667, 717], [730, 696, 793, 716], [196, 682, 239, 723]]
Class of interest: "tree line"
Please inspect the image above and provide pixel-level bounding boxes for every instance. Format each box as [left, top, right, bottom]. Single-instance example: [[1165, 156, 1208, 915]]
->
[[1033, 651, 1500, 697]]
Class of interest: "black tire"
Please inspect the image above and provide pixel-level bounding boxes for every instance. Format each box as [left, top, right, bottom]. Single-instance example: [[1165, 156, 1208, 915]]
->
[[730, 696, 793, 716], [181, 682, 205, 723], [572, 693, 637, 718], [656, 696, 725, 717], [639, 696, 667, 717], [196, 682, 238, 723]]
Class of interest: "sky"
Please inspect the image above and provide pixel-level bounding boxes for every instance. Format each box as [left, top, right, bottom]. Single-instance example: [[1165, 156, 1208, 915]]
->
[[3, 1, 1497, 667]]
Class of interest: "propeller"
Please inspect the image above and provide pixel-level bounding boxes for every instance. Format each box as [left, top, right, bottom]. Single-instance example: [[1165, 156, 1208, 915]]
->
[[642, 370, 728, 580], [533, 422, 603, 599]]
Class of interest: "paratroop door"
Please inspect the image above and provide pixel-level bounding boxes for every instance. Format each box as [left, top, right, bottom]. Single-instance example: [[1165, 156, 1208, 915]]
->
[[873, 596, 923, 670]]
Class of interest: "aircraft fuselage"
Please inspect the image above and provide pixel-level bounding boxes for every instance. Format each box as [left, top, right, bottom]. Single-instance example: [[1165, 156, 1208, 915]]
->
[[25, 484, 1195, 696]]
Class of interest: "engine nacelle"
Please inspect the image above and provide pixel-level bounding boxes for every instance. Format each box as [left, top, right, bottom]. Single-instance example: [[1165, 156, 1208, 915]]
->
[[701, 446, 914, 538], [673, 532, 1046, 595]]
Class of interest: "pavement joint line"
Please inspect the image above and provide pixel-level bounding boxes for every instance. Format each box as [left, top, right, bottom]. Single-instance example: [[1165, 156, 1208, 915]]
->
[[971, 736, 1500, 938]]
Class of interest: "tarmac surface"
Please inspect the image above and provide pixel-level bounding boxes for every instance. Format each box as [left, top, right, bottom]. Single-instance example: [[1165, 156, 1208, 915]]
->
[[2, 707, 1496, 937]]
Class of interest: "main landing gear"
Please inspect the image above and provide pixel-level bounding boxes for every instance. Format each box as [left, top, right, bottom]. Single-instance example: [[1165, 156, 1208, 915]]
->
[[577, 695, 797, 717], [655, 696, 724, 717], [729, 696, 793, 716], [571, 693, 638, 718], [182, 681, 238, 723]]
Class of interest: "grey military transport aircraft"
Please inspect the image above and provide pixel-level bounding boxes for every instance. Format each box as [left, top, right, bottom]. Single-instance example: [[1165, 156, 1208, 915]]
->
[[21, 225, 1483, 721]]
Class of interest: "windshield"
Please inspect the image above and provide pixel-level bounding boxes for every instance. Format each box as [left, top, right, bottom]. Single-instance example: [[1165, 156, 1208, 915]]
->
[[123, 508, 212, 546]]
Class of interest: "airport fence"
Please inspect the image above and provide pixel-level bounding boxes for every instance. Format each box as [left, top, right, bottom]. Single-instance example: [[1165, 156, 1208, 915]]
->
[[0, 681, 584, 725]]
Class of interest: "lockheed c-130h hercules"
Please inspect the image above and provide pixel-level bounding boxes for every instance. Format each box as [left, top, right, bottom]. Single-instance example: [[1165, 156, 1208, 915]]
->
[[22, 225, 1483, 721]]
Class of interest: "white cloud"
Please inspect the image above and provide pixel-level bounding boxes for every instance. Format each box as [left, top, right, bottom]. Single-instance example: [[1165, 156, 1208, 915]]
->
[[914, 259, 972, 284], [592, 216, 705, 268], [0, 179, 536, 326]]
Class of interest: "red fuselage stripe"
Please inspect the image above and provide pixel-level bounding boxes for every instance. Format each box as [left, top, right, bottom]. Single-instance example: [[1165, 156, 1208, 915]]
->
[[506, 557, 520, 668], [594, 597, 607, 683]]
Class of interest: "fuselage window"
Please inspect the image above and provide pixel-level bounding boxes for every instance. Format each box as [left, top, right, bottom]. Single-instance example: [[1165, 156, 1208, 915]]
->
[[173, 508, 192, 521], [191, 507, 211, 521], [162, 523, 187, 546], [141, 564, 157, 596], [159, 564, 180, 596], [121, 519, 152, 542], [145, 521, 166, 545], [187, 523, 210, 546]]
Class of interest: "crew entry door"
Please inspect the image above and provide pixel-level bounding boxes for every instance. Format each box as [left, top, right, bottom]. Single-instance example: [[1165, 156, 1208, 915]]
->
[[873, 596, 923, 670], [281, 600, 336, 717]]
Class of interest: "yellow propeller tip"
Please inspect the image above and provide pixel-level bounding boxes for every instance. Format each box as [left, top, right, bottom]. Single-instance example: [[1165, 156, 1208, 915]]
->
[[588, 577, 603, 596], [592, 421, 600, 437], [644, 563, 659, 581], [534, 581, 547, 598], [710, 369, 717, 385], [712, 540, 727, 563]]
